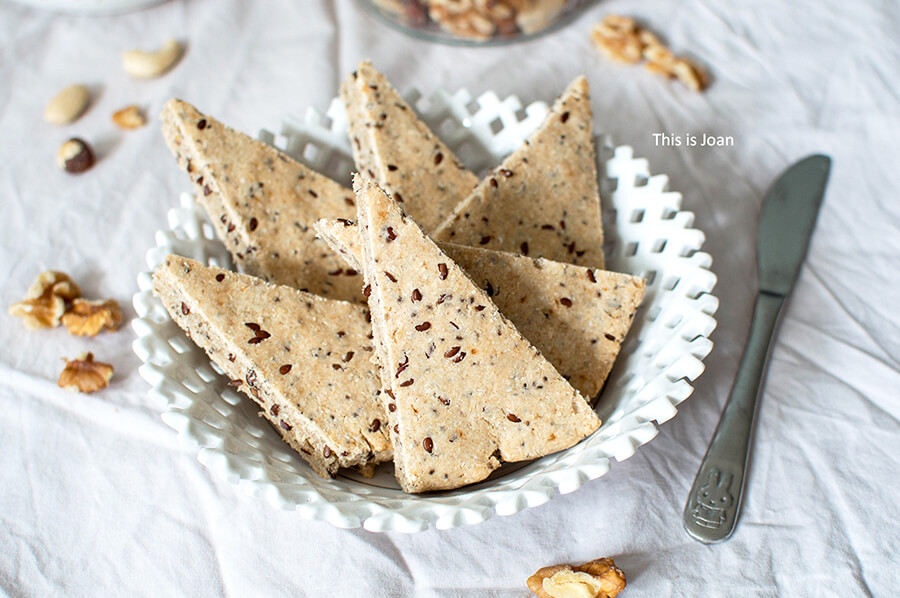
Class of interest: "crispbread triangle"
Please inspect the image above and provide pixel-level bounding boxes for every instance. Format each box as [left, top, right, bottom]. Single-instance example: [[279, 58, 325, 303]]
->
[[353, 176, 601, 493], [340, 61, 478, 232], [315, 218, 645, 400], [160, 99, 363, 302], [433, 76, 606, 269], [151, 254, 390, 478]]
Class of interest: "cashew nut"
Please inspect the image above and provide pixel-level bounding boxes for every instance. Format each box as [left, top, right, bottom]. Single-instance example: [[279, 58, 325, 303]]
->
[[122, 39, 182, 79], [44, 84, 90, 125]]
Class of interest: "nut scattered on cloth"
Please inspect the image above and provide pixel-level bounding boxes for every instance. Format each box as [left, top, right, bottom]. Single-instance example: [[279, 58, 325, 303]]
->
[[61, 298, 124, 336], [527, 558, 626, 598], [56, 138, 95, 173], [58, 352, 114, 393], [44, 84, 90, 125], [112, 105, 146, 130], [122, 39, 182, 79], [591, 14, 707, 91], [26, 271, 82, 303], [8, 271, 123, 336], [8, 271, 81, 329]]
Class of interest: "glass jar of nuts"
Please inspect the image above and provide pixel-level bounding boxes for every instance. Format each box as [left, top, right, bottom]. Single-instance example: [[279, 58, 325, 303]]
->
[[365, 0, 592, 44]]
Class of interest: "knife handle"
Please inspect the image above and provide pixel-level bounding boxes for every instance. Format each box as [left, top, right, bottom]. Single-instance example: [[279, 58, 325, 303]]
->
[[683, 292, 785, 543]]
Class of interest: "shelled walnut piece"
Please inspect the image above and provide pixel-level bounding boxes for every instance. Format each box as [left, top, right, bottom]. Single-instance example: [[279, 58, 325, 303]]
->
[[7, 271, 81, 329], [527, 558, 626, 598], [8, 270, 123, 337], [62, 298, 124, 336], [591, 14, 707, 92], [59, 352, 114, 393]]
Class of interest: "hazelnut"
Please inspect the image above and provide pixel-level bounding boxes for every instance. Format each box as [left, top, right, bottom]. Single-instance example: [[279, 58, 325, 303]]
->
[[61, 298, 124, 336], [58, 352, 114, 393], [56, 138, 95, 174]]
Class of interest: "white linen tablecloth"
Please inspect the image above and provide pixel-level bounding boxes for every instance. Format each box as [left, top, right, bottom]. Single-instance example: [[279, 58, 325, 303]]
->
[[1, 0, 898, 596]]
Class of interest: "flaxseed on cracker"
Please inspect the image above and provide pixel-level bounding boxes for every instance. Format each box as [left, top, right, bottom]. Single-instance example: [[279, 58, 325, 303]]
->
[[152, 255, 391, 478], [160, 99, 362, 302], [316, 217, 645, 399], [340, 61, 478, 233], [353, 176, 600, 493], [433, 76, 606, 269]]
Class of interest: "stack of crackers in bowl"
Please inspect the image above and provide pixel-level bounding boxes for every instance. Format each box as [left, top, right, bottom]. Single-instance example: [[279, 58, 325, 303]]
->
[[153, 62, 645, 493]]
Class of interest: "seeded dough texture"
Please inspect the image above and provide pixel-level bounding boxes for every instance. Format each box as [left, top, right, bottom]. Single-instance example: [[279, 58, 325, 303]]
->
[[340, 61, 478, 232], [354, 176, 601, 493], [433, 76, 606, 269], [316, 218, 645, 399], [160, 99, 362, 302], [151, 255, 390, 478]]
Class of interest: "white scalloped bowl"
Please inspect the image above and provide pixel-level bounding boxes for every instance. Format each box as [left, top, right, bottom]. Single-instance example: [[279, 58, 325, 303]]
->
[[132, 87, 718, 532]]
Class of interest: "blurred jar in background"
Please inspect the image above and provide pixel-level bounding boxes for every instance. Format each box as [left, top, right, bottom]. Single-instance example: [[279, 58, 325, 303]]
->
[[366, 0, 592, 44]]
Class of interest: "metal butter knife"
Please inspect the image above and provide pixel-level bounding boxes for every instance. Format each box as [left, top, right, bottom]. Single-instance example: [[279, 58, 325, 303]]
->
[[683, 154, 832, 543]]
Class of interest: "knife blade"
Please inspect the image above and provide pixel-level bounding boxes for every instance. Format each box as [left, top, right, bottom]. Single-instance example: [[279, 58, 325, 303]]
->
[[758, 155, 832, 295], [683, 154, 831, 543]]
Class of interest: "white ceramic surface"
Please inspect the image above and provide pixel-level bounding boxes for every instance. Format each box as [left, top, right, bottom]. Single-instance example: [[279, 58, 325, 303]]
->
[[132, 87, 718, 532]]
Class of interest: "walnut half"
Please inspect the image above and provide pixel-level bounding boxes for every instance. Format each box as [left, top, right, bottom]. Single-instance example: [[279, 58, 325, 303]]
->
[[527, 558, 626, 598], [62, 298, 124, 336], [59, 352, 114, 393], [8, 271, 81, 329]]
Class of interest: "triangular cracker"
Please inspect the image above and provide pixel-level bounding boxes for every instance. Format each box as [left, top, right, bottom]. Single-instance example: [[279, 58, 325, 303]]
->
[[340, 61, 478, 232], [316, 218, 644, 399], [152, 254, 390, 478], [433, 76, 606, 269], [354, 176, 601, 493], [160, 99, 363, 302]]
